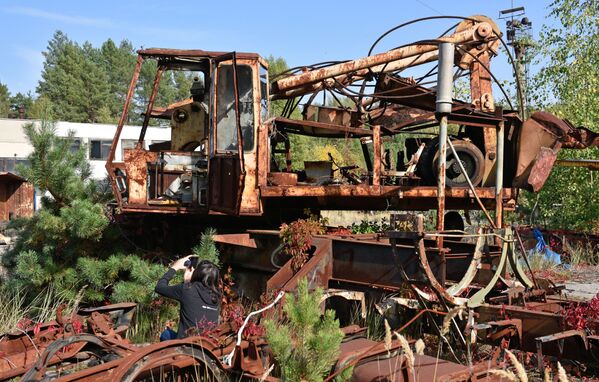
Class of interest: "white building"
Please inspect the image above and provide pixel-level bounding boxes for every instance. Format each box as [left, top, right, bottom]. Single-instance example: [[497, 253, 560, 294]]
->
[[0, 118, 170, 179]]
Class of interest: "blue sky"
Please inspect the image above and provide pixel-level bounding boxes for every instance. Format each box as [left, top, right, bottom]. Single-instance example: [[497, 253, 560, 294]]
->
[[0, 1, 555, 96]]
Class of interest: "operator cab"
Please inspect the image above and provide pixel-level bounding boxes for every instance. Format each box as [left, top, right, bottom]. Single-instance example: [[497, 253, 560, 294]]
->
[[106, 49, 268, 216]]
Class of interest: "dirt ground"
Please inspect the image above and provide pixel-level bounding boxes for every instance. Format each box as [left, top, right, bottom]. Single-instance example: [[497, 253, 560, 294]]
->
[[563, 265, 599, 301]]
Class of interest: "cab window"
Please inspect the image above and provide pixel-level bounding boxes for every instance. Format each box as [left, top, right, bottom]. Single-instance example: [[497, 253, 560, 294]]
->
[[215, 64, 254, 152]]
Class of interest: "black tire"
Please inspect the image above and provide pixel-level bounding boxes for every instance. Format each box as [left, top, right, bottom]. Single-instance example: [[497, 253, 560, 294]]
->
[[418, 139, 485, 187]]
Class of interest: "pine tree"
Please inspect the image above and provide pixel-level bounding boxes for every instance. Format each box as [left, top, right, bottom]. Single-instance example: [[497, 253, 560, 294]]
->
[[0, 82, 10, 117], [1, 122, 171, 313], [191, 228, 221, 266], [264, 278, 346, 382], [100, 39, 136, 121]]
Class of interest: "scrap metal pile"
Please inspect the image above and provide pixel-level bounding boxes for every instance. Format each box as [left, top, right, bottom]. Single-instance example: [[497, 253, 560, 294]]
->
[[3, 14, 599, 382], [3, 222, 599, 381]]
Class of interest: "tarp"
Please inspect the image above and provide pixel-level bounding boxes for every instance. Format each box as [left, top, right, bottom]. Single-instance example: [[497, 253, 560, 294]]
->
[[531, 228, 562, 265]]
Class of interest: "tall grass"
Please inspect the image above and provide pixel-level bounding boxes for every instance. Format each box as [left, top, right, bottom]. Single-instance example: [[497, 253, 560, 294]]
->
[[0, 285, 72, 334], [565, 242, 599, 266]]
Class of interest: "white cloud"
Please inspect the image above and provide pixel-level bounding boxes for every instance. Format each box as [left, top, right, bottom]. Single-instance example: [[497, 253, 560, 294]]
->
[[4, 6, 113, 28]]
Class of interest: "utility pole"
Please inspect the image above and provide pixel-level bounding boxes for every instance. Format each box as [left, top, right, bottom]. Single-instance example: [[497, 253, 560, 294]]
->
[[499, 6, 533, 119]]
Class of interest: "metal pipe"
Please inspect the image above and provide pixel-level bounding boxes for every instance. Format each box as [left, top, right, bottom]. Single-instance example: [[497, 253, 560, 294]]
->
[[436, 43, 455, 114], [273, 23, 489, 93], [139, 66, 164, 143], [495, 116, 505, 228], [436, 42, 454, 251], [271, 50, 440, 100], [107, 55, 143, 166], [447, 139, 497, 229]]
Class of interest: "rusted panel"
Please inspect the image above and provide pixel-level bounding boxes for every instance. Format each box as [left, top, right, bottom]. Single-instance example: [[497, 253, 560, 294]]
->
[[213, 233, 258, 248], [0, 173, 34, 221], [528, 147, 560, 192], [170, 102, 208, 151], [124, 148, 157, 205]]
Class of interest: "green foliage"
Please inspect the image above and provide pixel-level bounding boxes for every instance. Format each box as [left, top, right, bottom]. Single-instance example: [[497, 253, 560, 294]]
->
[[0, 82, 9, 117], [264, 279, 346, 382], [191, 228, 221, 267], [2, 121, 171, 333], [18, 121, 92, 207], [521, 0, 599, 231], [265, 56, 365, 172], [37, 32, 110, 123], [350, 217, 391, 234], [33, 30, 194, 125]]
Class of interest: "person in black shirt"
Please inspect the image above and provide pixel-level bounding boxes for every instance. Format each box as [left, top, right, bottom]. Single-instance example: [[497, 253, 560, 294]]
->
[[155, 255, 221, 338]]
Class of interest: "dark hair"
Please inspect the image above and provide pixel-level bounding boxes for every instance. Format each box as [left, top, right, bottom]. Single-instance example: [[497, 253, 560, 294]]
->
[[190, 261, 220, 304]]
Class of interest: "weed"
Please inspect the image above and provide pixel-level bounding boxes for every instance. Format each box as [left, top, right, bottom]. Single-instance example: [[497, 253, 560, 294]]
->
[[565, 241, 599, 266], [0, 285, 71, 334]]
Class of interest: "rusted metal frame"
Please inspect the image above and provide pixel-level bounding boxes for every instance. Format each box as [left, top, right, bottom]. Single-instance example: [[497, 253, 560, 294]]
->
[[231, 52, 247, 214], [273, 50, 440, 100], [372, 125, 381, 186], [396, 308, 448, 333], [138, 48, 260, 60], [474, 319, 523, 344], [505, 234, 535, 289], [467, 229, 511, 308], [106, 55, 143, 206], [274, 117, 373, 137], [535, 330, 588, 371], [556, 159, 599, 170], [273, 23, 490, 93], [139, 65, 165, 144], [446, 138, 497, 229], [446, 229, 484, 296], [19, 334, 133, 381], [320, 289, 367, 319], [109, 339, 225, 381], [513, 227, 539, 289], [107, 54, 143, 165]]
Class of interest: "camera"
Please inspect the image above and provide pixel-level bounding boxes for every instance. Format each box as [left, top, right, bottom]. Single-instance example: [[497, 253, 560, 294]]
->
[[184, 256, 199, 269]]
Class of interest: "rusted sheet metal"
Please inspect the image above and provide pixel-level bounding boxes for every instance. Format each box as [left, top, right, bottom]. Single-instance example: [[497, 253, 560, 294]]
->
[[124, 148, 158, 204], [0, 172, 34, 221], [272, 22, 492, 93], [138, 48, 261, 61], [514, 111, 599, 191], [0, 303, 136, 381]]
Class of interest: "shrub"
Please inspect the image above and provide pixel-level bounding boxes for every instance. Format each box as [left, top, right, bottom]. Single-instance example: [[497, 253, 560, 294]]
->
[[264, 278, 346, 382]]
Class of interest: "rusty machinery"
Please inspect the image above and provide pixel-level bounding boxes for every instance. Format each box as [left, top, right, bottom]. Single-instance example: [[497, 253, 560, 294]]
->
[[9, 14, 592, 381], [105, 15, 597, 232]]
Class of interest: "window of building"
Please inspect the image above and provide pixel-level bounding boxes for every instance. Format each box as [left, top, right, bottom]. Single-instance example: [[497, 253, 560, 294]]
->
[[90, 140, 112, 160], [70, 139, 82, 153]]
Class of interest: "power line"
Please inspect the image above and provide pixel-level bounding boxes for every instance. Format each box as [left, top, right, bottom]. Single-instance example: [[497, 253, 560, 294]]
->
[[415, 0, 444, 16]]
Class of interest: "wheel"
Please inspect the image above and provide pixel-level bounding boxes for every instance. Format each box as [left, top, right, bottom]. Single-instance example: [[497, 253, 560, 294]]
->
[[417, 138, 485, 187]]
